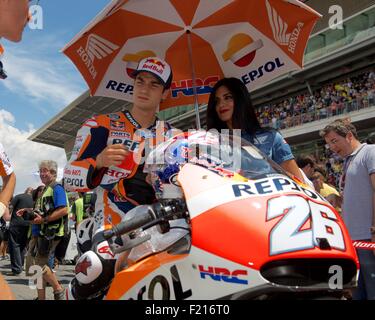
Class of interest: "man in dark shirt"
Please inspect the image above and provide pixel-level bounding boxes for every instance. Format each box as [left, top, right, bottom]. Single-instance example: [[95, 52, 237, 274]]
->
[[8, 187, 33, 275]]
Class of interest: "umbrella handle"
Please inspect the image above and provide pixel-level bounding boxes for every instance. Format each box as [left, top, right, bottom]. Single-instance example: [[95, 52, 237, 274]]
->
[[186, 30, 201, 130]]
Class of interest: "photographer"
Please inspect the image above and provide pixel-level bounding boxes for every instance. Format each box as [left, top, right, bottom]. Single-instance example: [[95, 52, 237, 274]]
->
[[20, 161, 68, 300]]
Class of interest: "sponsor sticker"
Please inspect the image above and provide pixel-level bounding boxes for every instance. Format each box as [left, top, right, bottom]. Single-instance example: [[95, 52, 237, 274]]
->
[[110, 120, 125, 130]]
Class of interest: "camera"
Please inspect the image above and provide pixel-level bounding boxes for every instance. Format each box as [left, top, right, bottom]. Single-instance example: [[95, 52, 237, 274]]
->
[[23, 209, 43, 221]]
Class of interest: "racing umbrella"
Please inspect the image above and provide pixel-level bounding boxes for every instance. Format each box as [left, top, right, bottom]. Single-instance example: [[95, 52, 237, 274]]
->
[[62, 0, 321, 127]]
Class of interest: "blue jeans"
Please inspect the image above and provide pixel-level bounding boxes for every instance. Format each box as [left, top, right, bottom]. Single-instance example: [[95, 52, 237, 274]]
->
[[48, 250, 55, 269], [353, 247, 375, 300]]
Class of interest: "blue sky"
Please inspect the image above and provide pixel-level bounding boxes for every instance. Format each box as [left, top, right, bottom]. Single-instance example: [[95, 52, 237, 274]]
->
[[1, 0, 111, 129], [0, 0, 111, 193]]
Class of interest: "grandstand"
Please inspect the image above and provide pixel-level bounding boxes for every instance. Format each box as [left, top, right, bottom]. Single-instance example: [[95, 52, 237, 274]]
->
[[29, 0, 375, 163]]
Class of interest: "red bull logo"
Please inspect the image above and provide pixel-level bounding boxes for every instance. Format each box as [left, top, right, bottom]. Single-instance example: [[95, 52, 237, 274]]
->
[[141, 61, 164, 75], [171, 76, 219, 98], [110, 120, 125, 130], [145, 58, 166, 69]]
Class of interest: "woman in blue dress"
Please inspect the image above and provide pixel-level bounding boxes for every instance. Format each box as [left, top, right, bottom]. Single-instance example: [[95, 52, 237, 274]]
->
[[206, 77, 304, 182]]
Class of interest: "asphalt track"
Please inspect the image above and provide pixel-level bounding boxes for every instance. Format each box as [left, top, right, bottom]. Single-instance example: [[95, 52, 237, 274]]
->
[[0, 257, 75, 300]]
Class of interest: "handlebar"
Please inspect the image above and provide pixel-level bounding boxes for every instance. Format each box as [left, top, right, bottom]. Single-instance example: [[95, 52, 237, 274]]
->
[[103, 200, 186, 240]]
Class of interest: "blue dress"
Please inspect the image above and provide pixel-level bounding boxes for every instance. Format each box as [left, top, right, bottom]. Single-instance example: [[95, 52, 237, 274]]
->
[[242, 130, 294, 165]]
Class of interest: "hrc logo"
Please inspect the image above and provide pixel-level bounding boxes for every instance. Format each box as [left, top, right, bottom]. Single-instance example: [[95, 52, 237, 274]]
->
[[171, 76, 219, 98], [198, 265, 248, 285]]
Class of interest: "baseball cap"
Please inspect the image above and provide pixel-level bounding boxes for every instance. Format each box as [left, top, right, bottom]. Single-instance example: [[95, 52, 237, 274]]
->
[[132, 57, 173, 89]]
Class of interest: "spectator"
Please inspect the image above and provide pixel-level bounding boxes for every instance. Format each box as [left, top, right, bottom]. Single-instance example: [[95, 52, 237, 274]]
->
[[296, 155, 315, 189], [0, 214, 9, 260], [8, 187, 34, 275], [296, 155, 315, 179], [255, 70, 375, 130], [320, 118, 375, 300], [311, 171, 342, 213], [71, 193, 84, 229], [366, 132, 375, 145]]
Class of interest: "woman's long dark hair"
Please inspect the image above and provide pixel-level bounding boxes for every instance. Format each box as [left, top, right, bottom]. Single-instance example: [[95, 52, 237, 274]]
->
[[206, 77, 261, 135]]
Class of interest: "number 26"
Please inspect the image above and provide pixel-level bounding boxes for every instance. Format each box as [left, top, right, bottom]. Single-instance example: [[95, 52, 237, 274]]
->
[[267, 195, 345, 255]]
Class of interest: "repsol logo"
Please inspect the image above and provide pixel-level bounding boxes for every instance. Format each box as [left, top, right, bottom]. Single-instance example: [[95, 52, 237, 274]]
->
[[232, 177, 326, 202], [127, 265, 192, 300], [65, 178, 84, 187], [105, 80, 133, 94], [241, 58, 285, 85], [112, 138, 140, 152], [198, 265, 248, 285]]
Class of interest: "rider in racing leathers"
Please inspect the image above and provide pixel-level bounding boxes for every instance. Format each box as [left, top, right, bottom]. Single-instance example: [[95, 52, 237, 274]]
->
[[63, 57, 177, 299]]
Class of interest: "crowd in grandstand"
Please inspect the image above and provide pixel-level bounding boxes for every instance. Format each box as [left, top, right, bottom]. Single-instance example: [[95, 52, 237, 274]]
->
[[252, 67, 375, 192], [256, 68, 375, 130]]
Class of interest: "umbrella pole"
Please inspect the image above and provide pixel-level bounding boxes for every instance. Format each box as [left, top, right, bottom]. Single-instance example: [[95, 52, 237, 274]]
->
[[186, 30, 201, 130]]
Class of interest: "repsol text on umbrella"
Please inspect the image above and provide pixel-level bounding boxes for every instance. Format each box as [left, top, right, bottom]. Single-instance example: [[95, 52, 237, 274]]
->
[[241, 57, 285, 85]]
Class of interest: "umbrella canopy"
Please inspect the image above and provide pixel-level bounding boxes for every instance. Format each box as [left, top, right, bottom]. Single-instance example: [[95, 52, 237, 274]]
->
[[63, 0, 321, 111]]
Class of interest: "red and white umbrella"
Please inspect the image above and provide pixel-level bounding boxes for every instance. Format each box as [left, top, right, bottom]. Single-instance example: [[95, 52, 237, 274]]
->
[[63, 0, 321, 124]]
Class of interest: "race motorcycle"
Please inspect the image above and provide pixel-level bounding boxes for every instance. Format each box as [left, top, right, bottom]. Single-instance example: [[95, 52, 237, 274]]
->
[[0, 277, 14, 299], [100, 131, 358, 300]]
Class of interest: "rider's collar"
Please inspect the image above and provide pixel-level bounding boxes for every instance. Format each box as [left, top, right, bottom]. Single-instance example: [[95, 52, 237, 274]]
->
[[124, 110, 159, 129]]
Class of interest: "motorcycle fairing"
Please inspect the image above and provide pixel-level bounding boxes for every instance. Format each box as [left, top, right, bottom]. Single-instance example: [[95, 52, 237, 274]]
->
[[178, 164, 358, 270], [0, 276, 14, 300], [106, 246, 266, 300]]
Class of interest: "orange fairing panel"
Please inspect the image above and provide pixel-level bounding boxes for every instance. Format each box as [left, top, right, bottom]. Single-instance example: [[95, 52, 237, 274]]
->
[[179, 165, 357, 270], [106, 252, 187, 300], [0, 276, 14, 300], [190, 195, 357, 270]]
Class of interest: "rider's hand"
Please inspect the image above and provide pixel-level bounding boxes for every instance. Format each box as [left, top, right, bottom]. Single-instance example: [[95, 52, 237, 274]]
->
[[96, 144, 129, 169]]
